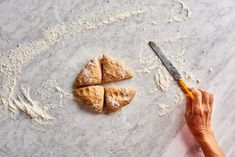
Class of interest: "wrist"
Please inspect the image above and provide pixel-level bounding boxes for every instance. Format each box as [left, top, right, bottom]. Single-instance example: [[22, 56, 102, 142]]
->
[[195, 130, 215, 144], [192, 128, 214, 141], [195, 131, 225, 157]]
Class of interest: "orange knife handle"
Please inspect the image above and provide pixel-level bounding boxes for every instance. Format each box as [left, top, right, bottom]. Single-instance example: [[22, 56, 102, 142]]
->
[[178, 79, 194, 100]]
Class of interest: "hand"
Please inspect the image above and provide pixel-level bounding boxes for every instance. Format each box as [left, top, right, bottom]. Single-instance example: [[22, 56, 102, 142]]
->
[[185, 88, 213, 138], [185, 88, 225, 157]]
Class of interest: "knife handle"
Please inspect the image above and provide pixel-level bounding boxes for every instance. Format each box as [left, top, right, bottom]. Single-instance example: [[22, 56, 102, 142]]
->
[[178, 79, 194, 100]]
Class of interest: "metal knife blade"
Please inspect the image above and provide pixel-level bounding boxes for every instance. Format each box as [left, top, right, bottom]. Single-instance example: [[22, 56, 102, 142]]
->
[[148, 41, 182, 81]]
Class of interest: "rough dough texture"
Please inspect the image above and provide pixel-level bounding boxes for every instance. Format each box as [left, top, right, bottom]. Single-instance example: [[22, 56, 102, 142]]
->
[[101, 55, 133, 83], [74, 55, 136, 113], [105, 87, 136, 113], [74, 57, 102, 87], [74, 86, 104, 113]]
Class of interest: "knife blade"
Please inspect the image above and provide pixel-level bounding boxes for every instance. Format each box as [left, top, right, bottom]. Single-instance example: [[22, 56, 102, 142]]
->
[[148, 41, 194, 99], [149, 41, 181, 81]]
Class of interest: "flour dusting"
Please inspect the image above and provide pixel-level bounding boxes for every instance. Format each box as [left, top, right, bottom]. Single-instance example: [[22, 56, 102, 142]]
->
[[108, 97, 120, 107], [79, 58, 98, 84], [122, 88, 130, 100], [81, 69, 92, 84], [158, 104, 170, 117], [137, 54, 162, 76], [169, 48, 186, 72], [154, 68, 171, 91], [36, 80, 72, 101], [168, 0, 191, 23], [14, 85, 53, 124], [0, 6, 146, 123], [182, 71, 196, 82], [174, 92, 184, 107]]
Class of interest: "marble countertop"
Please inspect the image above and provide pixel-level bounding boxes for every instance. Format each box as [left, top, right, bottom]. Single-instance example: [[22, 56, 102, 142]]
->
[[0, 0, 235, 156]]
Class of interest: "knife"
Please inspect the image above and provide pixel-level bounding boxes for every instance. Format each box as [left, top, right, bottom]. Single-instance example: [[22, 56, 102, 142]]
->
[[148, 41, 194, 100]]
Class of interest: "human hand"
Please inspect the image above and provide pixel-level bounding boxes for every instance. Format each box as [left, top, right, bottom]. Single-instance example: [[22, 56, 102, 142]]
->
[[185, 88, 213, 139], [185, 88, 225, 157]]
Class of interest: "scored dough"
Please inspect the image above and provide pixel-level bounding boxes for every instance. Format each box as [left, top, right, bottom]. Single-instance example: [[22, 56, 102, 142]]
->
[[101, 55, 133, 83], [74, 55, 136, 113], [74, 57, 102, 87], [104, 87, 136, 113], [74, 85, 104, 113]]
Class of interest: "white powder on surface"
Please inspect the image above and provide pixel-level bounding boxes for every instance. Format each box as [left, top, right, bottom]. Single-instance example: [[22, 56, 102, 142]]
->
[[14, 85, 53, 124], [182, 71, 196, 82], [108, 97, 120, 107], [178, 0, 191, 18], [168, 0, 191, 23], [136, 54, 162, 76], [119, 63, 129, 79], [54, 85, 73, 100], [136, 42, 196, 114], [158, 104, 170, 117], [36, 80, 72, 101], [36, 80, 57, 101], [149, 51, 184, 91], [81, 68, 92, 83], [122, 88, 130, 100], [154, 68, 171, 91], [174, 92, 184, 107], [79, 58, 97, 83], [0, 7, 146, 123], [169, 49, 186, 72]]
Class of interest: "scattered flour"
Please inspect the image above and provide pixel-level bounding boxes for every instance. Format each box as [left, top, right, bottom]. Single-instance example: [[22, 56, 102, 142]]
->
[[119, 63, 129, 79], [36, 80, 72, 101], [81, 69, 92, 84], [174, 92, 184, 107], [169, 48, 186, 72], [54, 85, 73, 100], [168, 0, 191, 23], [154, 68, 171, 91], [158, 104, 170, 117], [79, 58, 98, 84], [0, 6, 147, 123], [108, 97, 120, 107], [136, 53, 162, 76], [182, 71, 196, 82], [137, 42, 194, 114], [138, 48, 185, 92], [122, 88, 130, 100], [14, 85, 53, 124], [137, 47, 185, 94]]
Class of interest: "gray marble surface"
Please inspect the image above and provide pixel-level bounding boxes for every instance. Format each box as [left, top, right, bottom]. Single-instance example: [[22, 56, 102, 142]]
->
[[0, 0, 235, 156]]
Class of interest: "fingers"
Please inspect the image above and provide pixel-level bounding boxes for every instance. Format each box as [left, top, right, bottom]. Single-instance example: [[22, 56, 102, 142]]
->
[[191, 88, 202, 115], [199, 89, 209, 105], [185, 88, 214, 136], [185, 88, 214, 119], [199, 89, 210, 114], [191, 88, 202, 104], [200, 89, 214, 108], [185, 94, 192, 116], [209, 93, 214, 109]]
